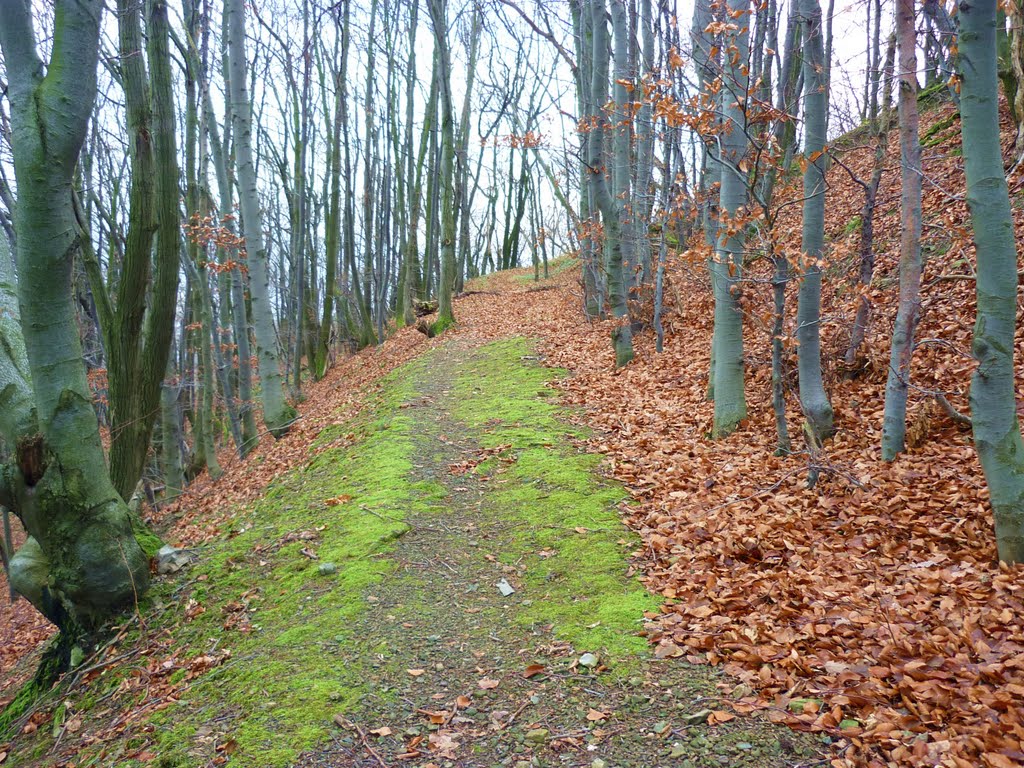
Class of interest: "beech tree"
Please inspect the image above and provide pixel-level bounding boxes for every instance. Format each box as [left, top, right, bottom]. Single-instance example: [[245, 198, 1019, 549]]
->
[[588, 0, 633, 367], [959, 0, 1024, 564], [0, 0, 149, 627], [226, 0, 296, 437], [796, 0, 835, 449], [881, 0, 922, 461], [710, 0, 751, 437], [429, 0, 458, 332], [79, 0, 184, 501]]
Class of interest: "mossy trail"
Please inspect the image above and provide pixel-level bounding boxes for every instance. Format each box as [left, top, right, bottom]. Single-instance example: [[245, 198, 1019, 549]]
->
[[4, 337, 822, 768], [301, 338, 821, 768]]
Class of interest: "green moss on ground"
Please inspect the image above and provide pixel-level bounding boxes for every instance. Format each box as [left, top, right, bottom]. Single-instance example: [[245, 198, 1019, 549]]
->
[[49, 362, 439, 768], [512, 254, 579, 283], [450, 338, 659, 666]]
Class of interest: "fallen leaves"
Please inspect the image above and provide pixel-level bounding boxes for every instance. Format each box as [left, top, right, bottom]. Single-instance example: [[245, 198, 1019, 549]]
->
[[522, 664, 547, 679], [427, 730, 460, 758], [476, 678, 500, 690], [498, 101, 1024, 768]]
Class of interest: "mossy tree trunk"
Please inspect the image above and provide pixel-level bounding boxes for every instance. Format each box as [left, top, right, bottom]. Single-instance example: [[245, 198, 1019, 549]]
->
[[403, 53, 436, 329], [361, 0, 383, 344], [316, 12, 345, 371], [454, 2, 483, 294], [589, 0, 633, 367], [959, 0, 1024, 564], [572, 0, 603, 319], [398, 0, 425, 328], [78, 0, 182, 503], [609, 0, 635, 365], [0, 0, 149, 627]]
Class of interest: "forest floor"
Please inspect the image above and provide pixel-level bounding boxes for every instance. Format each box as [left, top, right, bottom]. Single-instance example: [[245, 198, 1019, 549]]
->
[[0, 320, 825, 768], [4, 96, 1024, 768]]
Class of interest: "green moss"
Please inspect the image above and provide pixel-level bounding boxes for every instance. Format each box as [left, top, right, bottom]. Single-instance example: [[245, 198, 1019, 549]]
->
[[13, 338, 663, 765], [842, 215, 862, 236], [131, 516, 164, 558], [0, 632, 75, 738], [918, 80, 950, 105], [57, 358, 435, 768], [921, 110, 960, 147], [512, 254, 579, 284], [449, 339, 659, 669], [430, 315, 456, 336]]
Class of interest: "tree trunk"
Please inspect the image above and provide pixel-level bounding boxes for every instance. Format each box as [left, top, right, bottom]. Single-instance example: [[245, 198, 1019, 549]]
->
[[0, 0, 149, 627], [226, 0, 296, 437], [190, 263, 224, 479], [317, 34, 344, 375], [796, 0, 835, 447], [633, 0, 655, 289], [202, 87, 259, 454], [845, 33, 896, 370], [397, 0, 420, 328], [454, 3, 483, 294], [711, 0, 750, 437], [89, 0, 183, 503], [429, 0, 457, 331], [881, 0, 922, 461], [959, 0, 1024, 563], [611, 0, 636, 314], [160, 356, 186, 502], [572, 0, 602, 318], [590, 0, 633, 367]]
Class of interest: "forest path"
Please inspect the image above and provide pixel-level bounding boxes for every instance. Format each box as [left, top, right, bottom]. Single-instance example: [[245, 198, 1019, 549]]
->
[[2, 333, 822, 768], [296, 337, 820, 768]]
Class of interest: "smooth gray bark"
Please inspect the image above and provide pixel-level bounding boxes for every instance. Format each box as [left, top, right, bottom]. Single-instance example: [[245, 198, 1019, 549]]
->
[[796, 0, 835, 448], [691, 0, 720, 400], [711, 0, 750, 436], [226, 0, 295, 437], [959, 0, 1024, 563], [202, 88, 258, 454], [845, 33, 896, 370], [572, 0, 602, 318], [591, 0, 633, 366], [881, 0, 922, 461], [429, 0, 457, 330]]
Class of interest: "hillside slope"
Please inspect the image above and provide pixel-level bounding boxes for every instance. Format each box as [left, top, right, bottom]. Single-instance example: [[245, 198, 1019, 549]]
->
[[2, 97, 1023, 768]]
